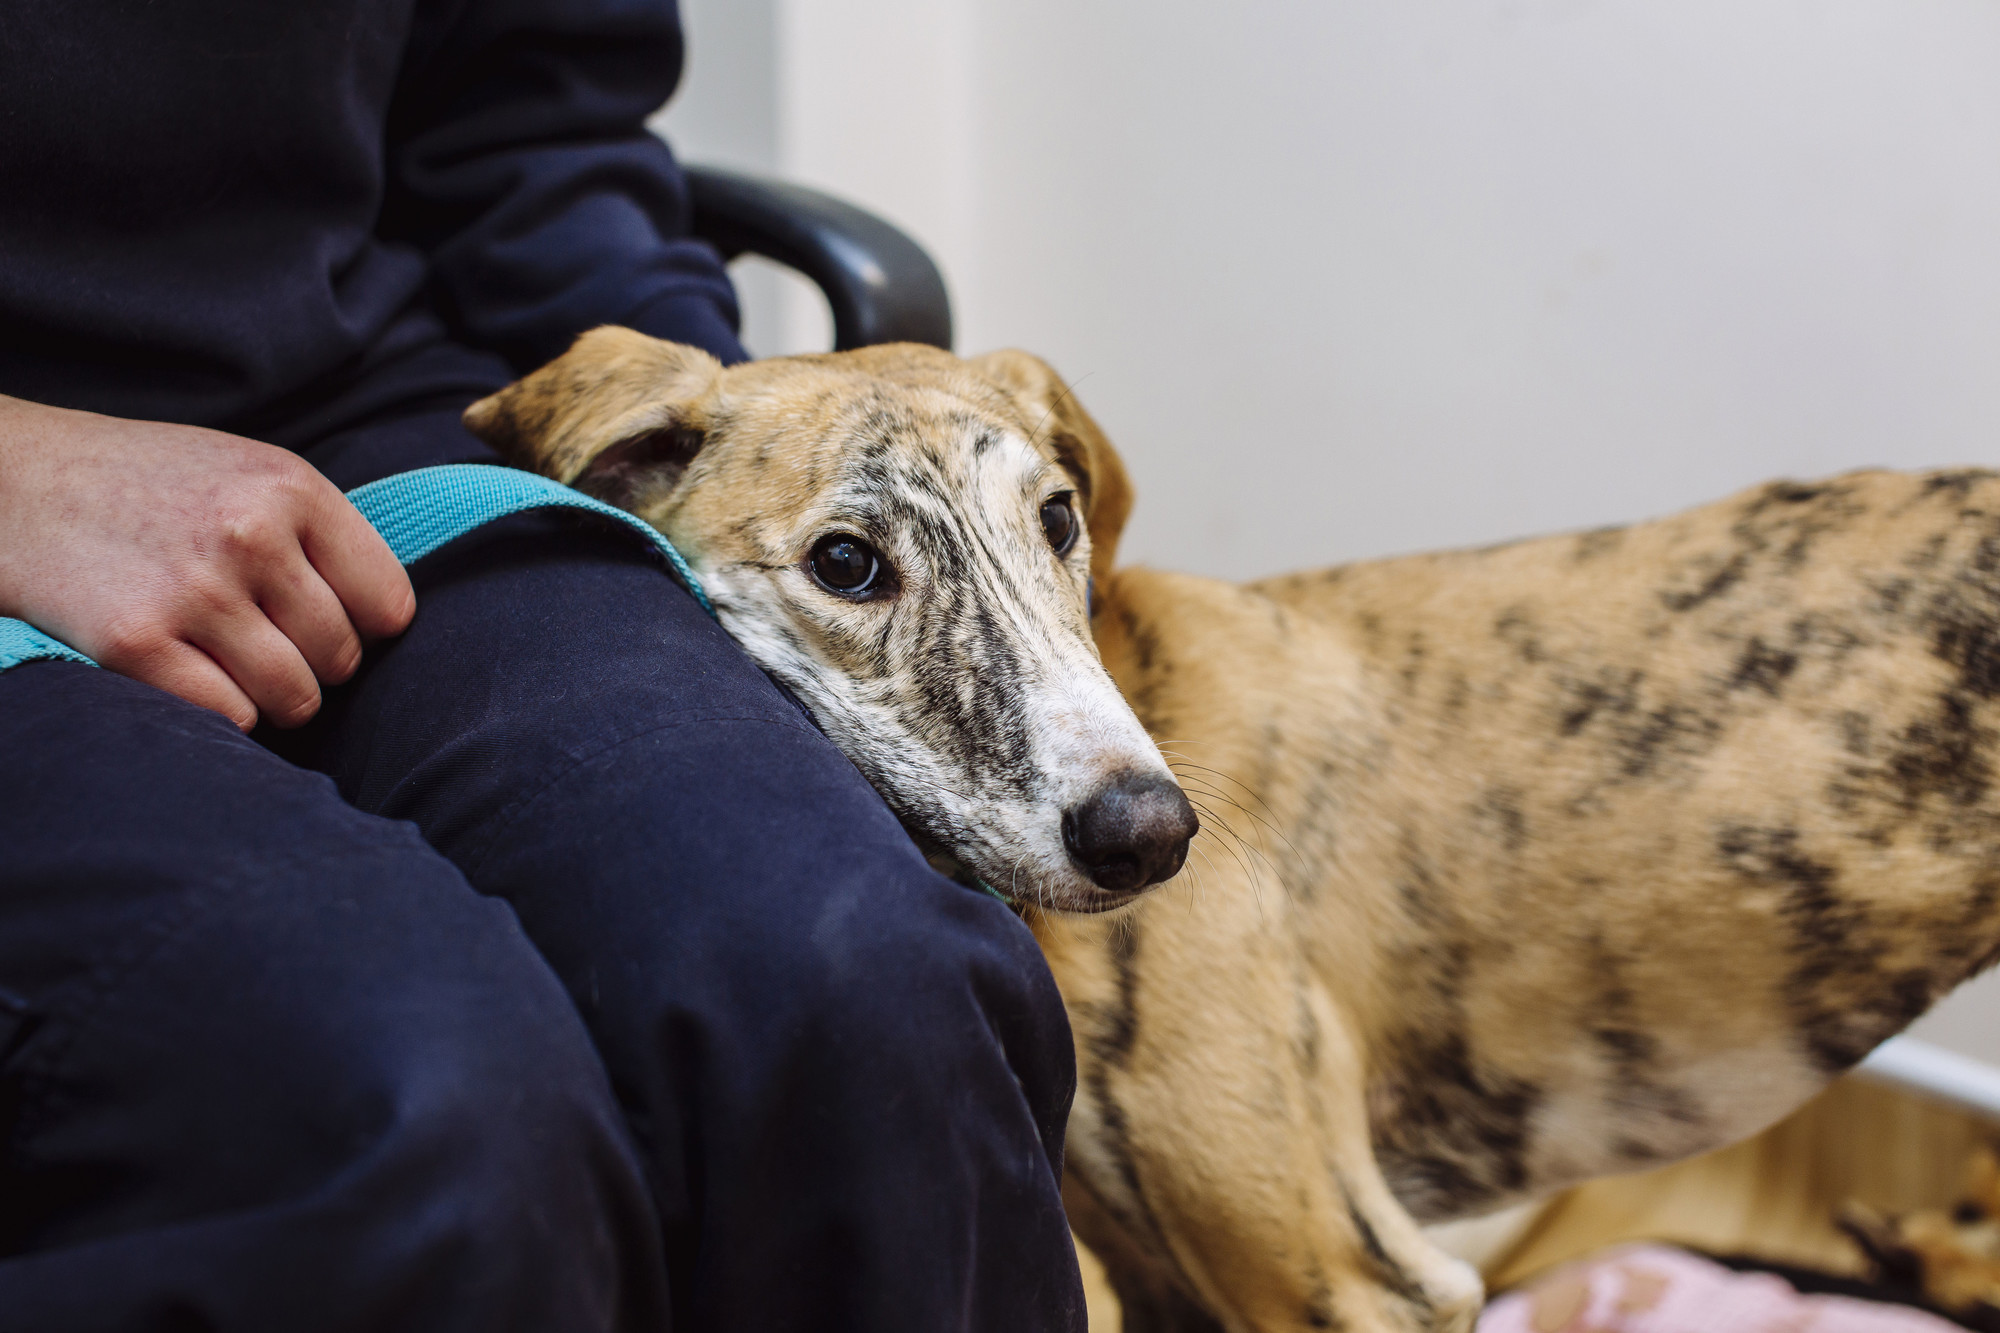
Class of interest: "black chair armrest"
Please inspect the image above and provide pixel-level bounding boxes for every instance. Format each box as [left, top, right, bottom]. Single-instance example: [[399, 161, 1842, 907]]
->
[[685, 164, 954, 353]]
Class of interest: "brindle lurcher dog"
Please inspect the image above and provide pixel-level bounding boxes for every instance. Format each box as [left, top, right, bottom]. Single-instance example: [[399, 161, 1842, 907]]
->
[[466, 330, 2000, 1333]]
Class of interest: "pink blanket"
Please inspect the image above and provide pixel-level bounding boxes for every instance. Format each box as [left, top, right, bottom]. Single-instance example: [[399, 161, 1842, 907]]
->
[[1479, 1246, 1958, 1333]]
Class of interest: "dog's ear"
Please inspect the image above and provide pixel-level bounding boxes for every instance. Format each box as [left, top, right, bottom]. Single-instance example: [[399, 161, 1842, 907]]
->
[[463, 327, 724, 510], [966, 349, 1133, 585]]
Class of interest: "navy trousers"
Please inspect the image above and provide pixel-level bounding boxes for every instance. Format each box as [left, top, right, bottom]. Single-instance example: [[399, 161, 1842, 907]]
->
[[0, 409, 1085, 1331]]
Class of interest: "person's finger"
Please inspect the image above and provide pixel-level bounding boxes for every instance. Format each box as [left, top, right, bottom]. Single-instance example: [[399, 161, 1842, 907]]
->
[[188, 603, 323, 729], [98, 633, 262, 732], [296, 482, 416, 641], [257, 549, 365, 684]]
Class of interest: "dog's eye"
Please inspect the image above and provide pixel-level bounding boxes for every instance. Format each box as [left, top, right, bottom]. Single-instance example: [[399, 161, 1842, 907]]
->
[[808, 534, 883, 596], [1041, 494, 1078, 556]]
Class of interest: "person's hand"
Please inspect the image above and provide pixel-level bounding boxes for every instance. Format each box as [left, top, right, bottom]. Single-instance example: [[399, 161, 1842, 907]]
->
[[0, 395, 415, 730]]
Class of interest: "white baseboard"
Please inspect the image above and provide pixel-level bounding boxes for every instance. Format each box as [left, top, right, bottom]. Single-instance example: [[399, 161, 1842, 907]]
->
[[1856, 1035, 2000, 1121]]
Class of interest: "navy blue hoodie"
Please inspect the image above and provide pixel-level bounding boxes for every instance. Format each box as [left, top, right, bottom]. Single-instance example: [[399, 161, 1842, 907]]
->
[[0, 0, 742, 451]]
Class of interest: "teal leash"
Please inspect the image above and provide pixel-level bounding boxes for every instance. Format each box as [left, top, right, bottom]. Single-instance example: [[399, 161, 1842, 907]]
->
[[0, 464, 714, 673], [0, 619, 93, 673]]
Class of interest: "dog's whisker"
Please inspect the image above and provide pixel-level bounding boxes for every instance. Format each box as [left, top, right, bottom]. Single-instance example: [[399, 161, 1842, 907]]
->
[[1183, 799, 1268, 906], [1163, 759, 1309, 873], [1168, 775, 1309, 877], [1106, 899, 1142, 951], [1185, 799, 1283, 922], [1157, 756, 1294, 846], [1183, 842, 1225, 902], [1182, 792, 1282, 883], [1009, 851, 1031, 902], [1172, 861, 1210, 916], [1162, 757, 1292, 828], [1025, 373, 1095, 458]]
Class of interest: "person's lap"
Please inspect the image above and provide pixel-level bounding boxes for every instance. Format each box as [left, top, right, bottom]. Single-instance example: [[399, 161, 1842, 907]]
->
[[0, 660, 670, 1331], [0, 406, 1084, 1330]]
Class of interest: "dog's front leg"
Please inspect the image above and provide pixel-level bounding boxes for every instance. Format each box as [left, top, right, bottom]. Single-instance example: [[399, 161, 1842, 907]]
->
[[1036, 897, 1483, 1333]]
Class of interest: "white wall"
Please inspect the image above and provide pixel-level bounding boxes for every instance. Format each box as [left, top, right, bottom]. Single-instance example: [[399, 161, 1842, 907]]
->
[[1908, 973, 2000, 1067]]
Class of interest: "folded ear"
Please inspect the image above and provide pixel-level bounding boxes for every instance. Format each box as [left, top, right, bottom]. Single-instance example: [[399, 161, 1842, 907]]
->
[[966, 349, 1133, 585], [462, 327, 724, 511]]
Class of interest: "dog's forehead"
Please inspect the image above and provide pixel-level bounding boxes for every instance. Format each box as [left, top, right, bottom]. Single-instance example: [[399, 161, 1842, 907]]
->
[[726, 367, 1057, 492]]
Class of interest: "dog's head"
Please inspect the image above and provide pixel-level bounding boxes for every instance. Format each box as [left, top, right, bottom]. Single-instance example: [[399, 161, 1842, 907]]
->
[[465, 328, 1194, 912]]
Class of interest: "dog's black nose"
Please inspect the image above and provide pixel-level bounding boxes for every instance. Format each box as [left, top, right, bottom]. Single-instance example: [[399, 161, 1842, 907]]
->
[[1062, 772, 1199, 894]]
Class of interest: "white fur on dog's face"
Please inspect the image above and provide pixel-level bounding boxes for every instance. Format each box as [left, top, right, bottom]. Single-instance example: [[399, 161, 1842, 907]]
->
[[696, 412, 1171, 912]]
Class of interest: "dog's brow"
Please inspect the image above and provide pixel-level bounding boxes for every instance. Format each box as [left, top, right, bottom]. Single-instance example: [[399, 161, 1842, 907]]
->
[[963, 426, 1050, 479]]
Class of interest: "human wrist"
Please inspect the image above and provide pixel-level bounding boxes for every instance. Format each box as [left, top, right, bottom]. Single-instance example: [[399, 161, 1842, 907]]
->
[[0, 394, 79, 487]]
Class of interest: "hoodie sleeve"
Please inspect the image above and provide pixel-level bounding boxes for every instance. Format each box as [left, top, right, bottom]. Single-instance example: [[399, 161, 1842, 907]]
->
[[380, 0, 745, 372]]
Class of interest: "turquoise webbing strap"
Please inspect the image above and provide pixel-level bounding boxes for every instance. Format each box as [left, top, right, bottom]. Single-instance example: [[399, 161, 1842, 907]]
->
[[0, 464, 712, 673], [0, 621, 94, 673]]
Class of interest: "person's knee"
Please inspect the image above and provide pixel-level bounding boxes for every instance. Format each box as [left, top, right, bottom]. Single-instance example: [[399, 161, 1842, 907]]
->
[[806, 856, 1067, 1055], [704, 850, 1076, 1148], [656, 852, 1080, 1294]]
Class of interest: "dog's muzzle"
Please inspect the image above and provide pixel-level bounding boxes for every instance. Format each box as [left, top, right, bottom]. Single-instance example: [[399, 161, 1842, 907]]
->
[[1061, 772, 1199, 894]]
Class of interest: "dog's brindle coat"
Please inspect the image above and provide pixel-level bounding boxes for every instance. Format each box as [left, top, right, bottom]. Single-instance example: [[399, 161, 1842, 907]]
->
[[469, 333, 2000, 1333]]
